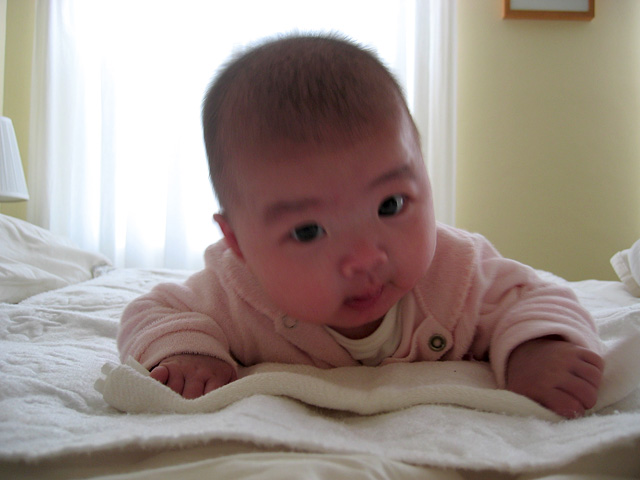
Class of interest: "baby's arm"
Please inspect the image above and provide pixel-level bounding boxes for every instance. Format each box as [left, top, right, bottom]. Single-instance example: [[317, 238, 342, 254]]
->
[[458, 230, 605, 418], [118, 245, 242, 392], [506, 337, 604, 418], [149, 354, 236, 399]]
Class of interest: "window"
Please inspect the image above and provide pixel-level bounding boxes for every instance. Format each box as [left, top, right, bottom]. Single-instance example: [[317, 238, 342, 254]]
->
[[29, 0, 456, 268]]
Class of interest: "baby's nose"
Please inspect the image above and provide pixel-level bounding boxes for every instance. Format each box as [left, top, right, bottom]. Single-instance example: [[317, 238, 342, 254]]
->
[[340, 240, 388, 278]]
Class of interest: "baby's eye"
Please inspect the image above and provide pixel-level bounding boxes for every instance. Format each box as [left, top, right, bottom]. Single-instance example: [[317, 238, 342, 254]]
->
[[378, 195, 405, 217], [290, 223, 326, 243]]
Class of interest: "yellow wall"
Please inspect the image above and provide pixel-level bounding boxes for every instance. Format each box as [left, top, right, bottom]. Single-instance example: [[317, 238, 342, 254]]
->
[[456, 0, 640, 280], [3, 1, 639, 280], [0, 0, 35, 220]]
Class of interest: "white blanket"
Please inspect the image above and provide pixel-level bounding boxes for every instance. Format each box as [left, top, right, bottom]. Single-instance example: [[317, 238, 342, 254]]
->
[[1, 268, 640, 474]]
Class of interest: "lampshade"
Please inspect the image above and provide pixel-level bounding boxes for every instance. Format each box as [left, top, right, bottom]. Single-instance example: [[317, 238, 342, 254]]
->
[[0, 116, 29, 202]]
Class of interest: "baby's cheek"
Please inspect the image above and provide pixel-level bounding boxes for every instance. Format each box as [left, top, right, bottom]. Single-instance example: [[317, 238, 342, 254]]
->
[[264, 274, 331, 315], [395, 242, 431, 289]]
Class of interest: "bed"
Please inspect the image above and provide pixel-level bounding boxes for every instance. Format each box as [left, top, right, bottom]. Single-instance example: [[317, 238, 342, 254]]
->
[[2, 213, 639, 480]]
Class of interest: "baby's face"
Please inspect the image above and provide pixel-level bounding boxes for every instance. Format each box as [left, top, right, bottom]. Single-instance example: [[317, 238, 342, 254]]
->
[[218, 114, 436, 339]]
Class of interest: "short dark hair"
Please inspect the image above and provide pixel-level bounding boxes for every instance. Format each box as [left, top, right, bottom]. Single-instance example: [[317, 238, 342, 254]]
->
[[202, 33, 416, 213]]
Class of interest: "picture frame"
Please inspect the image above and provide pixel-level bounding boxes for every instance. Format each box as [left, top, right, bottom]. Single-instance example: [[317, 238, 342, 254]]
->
[[503, 0, 595, 21]]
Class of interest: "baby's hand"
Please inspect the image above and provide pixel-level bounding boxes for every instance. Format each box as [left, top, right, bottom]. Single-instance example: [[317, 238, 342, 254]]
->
[[149, 354, 236, 399], [506, 337, 604, 418]]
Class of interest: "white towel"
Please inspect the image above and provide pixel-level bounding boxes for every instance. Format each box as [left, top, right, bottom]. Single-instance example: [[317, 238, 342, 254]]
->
[[94, 318, 640, 471], [97, 358, 561, 420]]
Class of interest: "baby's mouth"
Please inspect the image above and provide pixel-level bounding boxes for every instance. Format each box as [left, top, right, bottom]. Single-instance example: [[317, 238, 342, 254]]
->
[[344, 286, 384, 310]]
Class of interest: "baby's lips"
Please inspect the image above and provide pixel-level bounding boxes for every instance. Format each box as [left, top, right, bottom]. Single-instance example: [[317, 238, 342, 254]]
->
[[344, 285, 384, 309]]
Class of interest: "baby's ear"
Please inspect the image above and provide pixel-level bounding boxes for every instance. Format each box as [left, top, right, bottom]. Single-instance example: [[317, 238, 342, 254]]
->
[[214, 213, 244, 260]]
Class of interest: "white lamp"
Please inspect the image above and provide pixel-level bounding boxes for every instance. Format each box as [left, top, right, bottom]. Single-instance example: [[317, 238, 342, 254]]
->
[[0, 116, 29, 202]]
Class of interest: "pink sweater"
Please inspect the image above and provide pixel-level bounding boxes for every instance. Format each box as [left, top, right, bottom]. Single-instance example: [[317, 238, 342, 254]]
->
[[118, 223, 601, 387]]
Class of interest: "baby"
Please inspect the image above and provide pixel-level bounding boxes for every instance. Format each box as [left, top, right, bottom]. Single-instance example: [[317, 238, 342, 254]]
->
[[118, 34, 604, 418]]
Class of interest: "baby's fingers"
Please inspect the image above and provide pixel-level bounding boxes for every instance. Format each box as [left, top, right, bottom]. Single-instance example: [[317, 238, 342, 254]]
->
[[576, 350, 604, 386], [149, 365, 169, 384], [180, 373, 229, 399], [151, 363, 190, 396], [543, 388, 587, 419], [164, 368, 186, 396], [580, 348, 605, 369], [550, 365, 602, 418], [559, 375, 599, 414], [150, 364, 187, 395], [147, 354, 235, 398], [182, 377, 207, 399], [573, 357, 604, 390]]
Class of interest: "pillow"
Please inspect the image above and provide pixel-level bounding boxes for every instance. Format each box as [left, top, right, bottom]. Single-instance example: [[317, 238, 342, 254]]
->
[[0, 214, 112, 303], [610, 238, 640, 297]]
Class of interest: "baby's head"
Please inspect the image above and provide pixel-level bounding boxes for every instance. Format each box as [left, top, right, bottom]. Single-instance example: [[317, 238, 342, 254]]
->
[[202, 33, 418, 216], [202, 34, 436, 338]]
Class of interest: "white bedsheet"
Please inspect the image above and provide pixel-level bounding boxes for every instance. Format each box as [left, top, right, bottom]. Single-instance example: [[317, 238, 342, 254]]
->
[[1, 268, 639, 478]]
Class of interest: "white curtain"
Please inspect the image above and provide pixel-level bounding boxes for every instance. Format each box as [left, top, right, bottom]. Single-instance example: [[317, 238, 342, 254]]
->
[[28, 0, 456, 269]]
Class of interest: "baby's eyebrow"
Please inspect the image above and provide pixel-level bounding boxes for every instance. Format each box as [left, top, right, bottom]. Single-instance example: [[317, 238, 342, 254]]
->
[[368, 164, 416, 190], [263, 198, 322, 225], [262, 164, 415, 225]]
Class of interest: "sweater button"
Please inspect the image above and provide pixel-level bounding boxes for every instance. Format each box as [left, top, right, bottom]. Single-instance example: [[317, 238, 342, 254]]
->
[[428, 334, 446, 352]]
